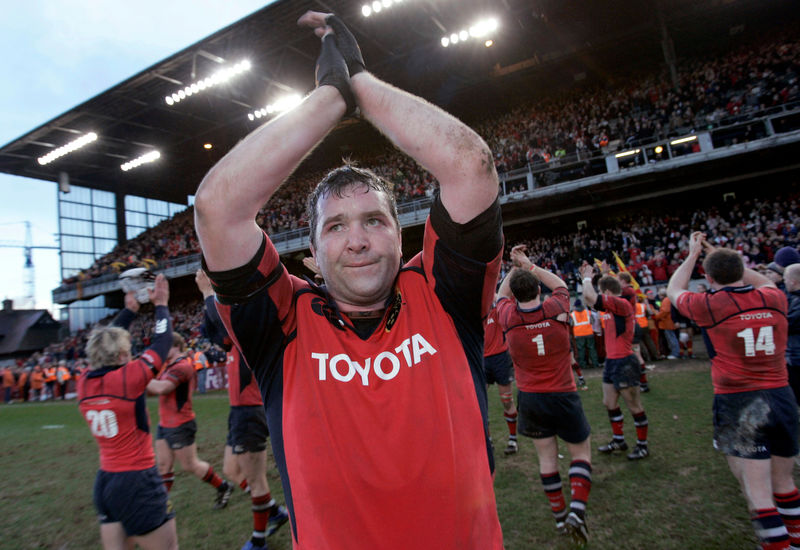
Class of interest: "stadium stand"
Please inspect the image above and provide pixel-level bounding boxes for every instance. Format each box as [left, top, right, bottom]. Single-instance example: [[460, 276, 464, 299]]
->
[[50, 27, 800, 290]]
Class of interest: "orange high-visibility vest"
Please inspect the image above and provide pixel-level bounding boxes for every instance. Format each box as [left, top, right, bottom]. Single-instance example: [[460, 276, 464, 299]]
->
[[56, 366, 71, 383], [193, 351, 207, 372], [571, 310, 594, 337], [44, 367, 57, 383], [635, 302, 649, 328]]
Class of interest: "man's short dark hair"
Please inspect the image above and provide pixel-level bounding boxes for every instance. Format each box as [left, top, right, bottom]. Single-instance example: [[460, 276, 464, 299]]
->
[[703, 248, 744, 285], [618, 272, 632, 284], [509, 269, 540, 302], [598, 275, 621, 295], [306, 164, 399, 247]]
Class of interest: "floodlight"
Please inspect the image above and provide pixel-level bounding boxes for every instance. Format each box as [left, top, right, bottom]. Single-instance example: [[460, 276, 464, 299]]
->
[[204, 143, 213, 150], [248, 93, 303, 121], [362, 5, 372, 16], [165, 60, 251, 106], [442, 16, 500, 47], [372, 1, 381, 12], [485, 40, 493, 47], [670, 135, 697, 145], [654, 145, 664, 154], [382, 0, 392, 6], [121, 150, 161, 172], [441, 37, 450, 47], [37, 132, 98, 165]]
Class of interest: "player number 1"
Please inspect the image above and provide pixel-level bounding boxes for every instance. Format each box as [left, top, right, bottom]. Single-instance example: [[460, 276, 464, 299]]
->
[[531, 334, 546, 356], [736, 326, 776, 357]]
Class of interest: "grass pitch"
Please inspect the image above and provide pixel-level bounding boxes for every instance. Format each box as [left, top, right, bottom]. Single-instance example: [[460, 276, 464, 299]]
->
[[0, 360, 782, 549]]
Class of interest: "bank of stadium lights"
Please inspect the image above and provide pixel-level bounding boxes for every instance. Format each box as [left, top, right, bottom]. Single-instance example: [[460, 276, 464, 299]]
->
[[441, 17, 499, 48], [121, 151, 161, 172], [164, 60, 251, 106], [361, 0, 403, 17], [248, 94, 303, 121], [670, 135, 697, 145], [37, 132, 97, 165]]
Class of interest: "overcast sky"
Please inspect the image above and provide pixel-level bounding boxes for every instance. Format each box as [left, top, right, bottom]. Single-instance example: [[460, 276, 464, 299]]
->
[[0, 1, 272, 316]]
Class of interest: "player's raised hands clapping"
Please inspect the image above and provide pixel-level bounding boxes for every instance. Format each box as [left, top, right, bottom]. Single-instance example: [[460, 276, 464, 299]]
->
[[688, 231, 707, 257], [510, 244, 532, 270]]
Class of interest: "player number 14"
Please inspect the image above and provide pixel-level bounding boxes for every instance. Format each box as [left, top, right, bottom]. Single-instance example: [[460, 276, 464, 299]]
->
[[736, 326, 776, 357]]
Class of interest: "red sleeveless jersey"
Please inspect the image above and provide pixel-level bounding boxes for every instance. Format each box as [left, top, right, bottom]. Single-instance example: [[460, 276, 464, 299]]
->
[[675, 285, 788, 394], [496, 288, 575, 392]]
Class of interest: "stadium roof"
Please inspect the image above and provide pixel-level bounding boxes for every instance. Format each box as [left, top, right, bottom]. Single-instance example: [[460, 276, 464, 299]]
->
[[0, 0, 793, 204]]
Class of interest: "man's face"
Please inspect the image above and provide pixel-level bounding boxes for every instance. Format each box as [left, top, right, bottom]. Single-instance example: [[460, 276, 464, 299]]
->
[[311, 185, 402, 312]]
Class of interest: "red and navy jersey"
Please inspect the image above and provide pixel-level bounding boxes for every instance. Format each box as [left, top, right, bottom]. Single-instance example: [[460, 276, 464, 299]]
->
[[78, 305, 171, 472], [675, 285, 789, 394], [226, 349, 263, 407], [595, 294, 635, 359], [156, 356, 195, 428], [495, 287, 575, 393], [483, 305, 508, 358], [208, 196, 504, 550], [621, 286, 637, 307]]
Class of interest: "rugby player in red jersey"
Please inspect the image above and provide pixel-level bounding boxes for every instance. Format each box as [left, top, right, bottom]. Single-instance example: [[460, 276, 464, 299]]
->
[[196, 269, 289, 550], [496, 245, 593, 547], [147, 332, 233, 510], [78, 275, 177, 550], [580, 263, 650, 460], [484, 302, 519, 456], [669, 232, 800, 550], [193, 12, 504, 550]]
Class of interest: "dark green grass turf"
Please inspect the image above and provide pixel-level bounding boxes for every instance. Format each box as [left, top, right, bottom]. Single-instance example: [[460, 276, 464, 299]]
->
[[0, 361, 787, 549]]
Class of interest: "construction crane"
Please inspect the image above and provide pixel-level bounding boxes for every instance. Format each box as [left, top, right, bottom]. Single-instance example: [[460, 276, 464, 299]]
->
[[0, 221, 59, 310]]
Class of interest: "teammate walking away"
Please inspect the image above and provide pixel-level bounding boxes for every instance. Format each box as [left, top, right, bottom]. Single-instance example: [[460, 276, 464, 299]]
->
[[196, 269, 289, 550], [496, 245, 593, 548], [147, 332, 234, 510], [669, 232, 800, 550], [78, 276, 177, 550], [484, 302, 519, 455], [580, 263, 650, 460]]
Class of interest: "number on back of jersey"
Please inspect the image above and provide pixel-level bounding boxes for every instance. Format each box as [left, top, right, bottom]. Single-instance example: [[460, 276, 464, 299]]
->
[[85, 409, 119, 438], [736, 326, 776, 357]]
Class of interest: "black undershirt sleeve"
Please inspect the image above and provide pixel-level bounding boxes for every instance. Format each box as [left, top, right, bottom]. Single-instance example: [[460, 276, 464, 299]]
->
[[428, 191, 503, 263]]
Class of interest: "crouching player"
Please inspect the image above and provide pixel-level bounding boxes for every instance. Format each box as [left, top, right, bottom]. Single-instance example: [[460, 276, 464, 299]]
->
[[496, 246, 593, 548], [78, 276, 178, 550]]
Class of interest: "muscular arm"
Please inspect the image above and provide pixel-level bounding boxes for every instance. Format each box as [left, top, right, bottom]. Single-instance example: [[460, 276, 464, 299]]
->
[[351, 72, 498, 223], [195, 86, 346, 271], [742, 268, 776, 289], [668, 231, 704, 304]]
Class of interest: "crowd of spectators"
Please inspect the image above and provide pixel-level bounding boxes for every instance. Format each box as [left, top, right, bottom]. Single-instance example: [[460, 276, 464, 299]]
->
[[59, 28, 800, 287]]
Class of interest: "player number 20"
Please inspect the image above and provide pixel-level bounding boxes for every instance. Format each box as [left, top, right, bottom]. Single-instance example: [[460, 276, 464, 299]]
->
[[736, 326, 776, 357], [85, 409, 120, 438], [531, 334, 546, 356]]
